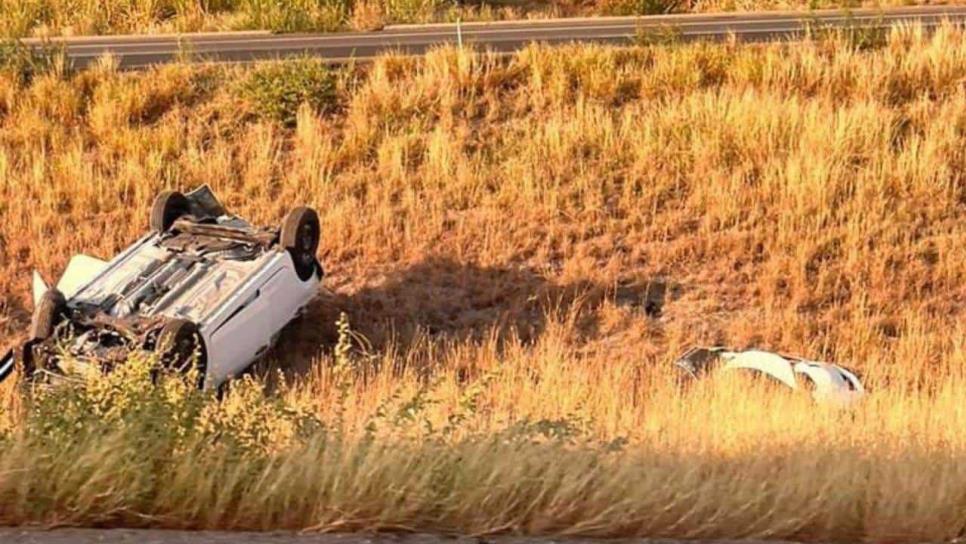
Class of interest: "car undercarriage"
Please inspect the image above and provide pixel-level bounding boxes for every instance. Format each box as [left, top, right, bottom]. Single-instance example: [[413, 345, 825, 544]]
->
[[1, 186, 323, 388]]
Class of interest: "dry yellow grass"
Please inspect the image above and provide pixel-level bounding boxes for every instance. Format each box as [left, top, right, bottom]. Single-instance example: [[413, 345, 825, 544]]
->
[[1, 325, 966, 540], [0, 25, 965, 539]]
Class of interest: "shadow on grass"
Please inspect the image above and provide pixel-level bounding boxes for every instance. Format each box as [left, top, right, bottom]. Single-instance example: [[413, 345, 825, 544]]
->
[[259, 256, 674, 382]]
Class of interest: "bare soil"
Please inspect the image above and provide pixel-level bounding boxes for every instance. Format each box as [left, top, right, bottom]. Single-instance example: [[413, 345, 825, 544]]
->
[[0, 529, 799, 544]]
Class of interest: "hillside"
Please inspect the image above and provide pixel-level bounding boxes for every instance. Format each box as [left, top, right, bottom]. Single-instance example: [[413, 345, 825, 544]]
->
[[0, 27, 964, 540]]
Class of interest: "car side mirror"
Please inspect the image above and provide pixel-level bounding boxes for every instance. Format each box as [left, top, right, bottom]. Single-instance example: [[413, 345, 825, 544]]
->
[[0, 349, 15, 384]]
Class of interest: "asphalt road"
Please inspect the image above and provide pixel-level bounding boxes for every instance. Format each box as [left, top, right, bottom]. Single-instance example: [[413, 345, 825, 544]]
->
[[21, 6, 966, 69], [0, 529, 801, 544]]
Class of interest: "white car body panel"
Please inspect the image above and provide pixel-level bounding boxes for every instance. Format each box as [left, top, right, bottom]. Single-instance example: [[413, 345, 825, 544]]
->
[[676, 347, 865, 406], [720, 350, 799, 389], [56, 254, 109, 299], [793, 360, 865, 405], [201, 253, 317, 384]]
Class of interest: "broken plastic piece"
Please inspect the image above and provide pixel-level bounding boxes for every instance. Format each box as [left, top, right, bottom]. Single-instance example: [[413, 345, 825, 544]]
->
[[721, 350, 800, 389], [31, 271, 49, 308], [675, 346, 865, 405]]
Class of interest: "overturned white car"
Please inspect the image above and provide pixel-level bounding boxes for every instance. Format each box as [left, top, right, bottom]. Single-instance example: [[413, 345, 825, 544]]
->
[[0, 186, 322, 389], [675, 347, 865, 405]]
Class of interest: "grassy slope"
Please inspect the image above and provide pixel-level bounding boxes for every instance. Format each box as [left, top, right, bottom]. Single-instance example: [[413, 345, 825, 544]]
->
[[0, 0, 952, 37], [0, 27, 965, 539]]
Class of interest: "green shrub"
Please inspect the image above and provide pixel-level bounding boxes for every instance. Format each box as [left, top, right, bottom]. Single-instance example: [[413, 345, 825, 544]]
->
[[382, 0, 448, 23], [604, 0, 686, 15], [238, 0, 349, 32], [21, 353, 319, 456], [237, 58, 337, 126], [0, 39, 66, 83]]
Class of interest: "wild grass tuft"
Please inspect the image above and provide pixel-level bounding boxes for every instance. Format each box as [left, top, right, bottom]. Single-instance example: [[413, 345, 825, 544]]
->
[[0, 39, 67, 84], [2, 325, 966, 540]]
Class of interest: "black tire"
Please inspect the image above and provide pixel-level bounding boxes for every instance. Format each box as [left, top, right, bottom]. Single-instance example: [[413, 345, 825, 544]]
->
[[150, 190, 190, 233], [30, 289, 67, 340], [157, 319, 207, 386], [280, 206, 320, 281], [19, 341, 38, 379]]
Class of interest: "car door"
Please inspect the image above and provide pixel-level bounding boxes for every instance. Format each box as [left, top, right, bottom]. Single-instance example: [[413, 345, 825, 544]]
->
[[207, 258, 314, 383], [206, 269, 287, 381]]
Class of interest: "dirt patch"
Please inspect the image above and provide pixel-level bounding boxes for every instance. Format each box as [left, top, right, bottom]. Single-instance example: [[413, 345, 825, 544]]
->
[[0, 529, 800, 544]]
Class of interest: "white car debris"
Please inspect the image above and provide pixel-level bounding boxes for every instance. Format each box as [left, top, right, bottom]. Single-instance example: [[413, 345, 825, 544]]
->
[[0, 186, 322, 389], [675, 347, 865, 405]]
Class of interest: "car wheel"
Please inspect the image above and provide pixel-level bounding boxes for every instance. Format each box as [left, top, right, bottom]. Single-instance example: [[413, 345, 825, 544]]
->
[[280, 206, 320, 281], [157, 319, 207, 387], [30, 289, 67, 340], [150, 190, 190, 233]]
